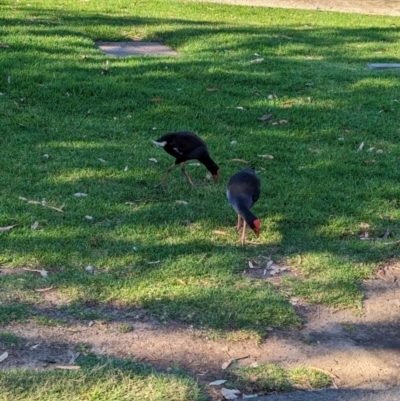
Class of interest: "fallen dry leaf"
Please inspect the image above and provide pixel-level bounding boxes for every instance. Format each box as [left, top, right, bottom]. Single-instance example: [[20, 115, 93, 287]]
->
[[381, 227, 391, 240], [151, 97, 164, 102], [213, 230, 228, 236], [279, 119, 288, 124], [221, 387, 241, 400], [0, 225, 16, 232], [359, 222, 370, 229], [258, 154, 274, 159], [74, 193, 87, 197], [30, 344, 40, 350], [221, 360, 232, 370], [209, 379, 227, 386], [20, 197, 64, 212], [124, 165, 128, 171], [85, 215, 93, 220], [230, 140, 237, 145], [147, 260, 160, 264], [175, 200, 188, 205], [177, 279, 186, 285], [236, 106, 245, 110], [0, 352, 9, 362], [188, 162, 201, 166], [357, 142, 364, 151], [376, 149, 384, 154], [22, 268, 48, 277], [85, 265, 94, 274], [148, 158, 158, 163], [31, 221, 39, 230], [206, 87, 219, 92], [56, 366, 81, 370], [98, 158, 106, 163], [69, 352, 80, 365], [230, 158, 249, 164], [35, 287, 53, 292], [283, 100, 294, 106], [47, 204, 64, 213], [258, 113, 273, 121], [250, 57, 264, 63]]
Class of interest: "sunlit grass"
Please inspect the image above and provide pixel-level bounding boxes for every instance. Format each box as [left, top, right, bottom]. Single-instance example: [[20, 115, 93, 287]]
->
[[0, 354, 206, 401]]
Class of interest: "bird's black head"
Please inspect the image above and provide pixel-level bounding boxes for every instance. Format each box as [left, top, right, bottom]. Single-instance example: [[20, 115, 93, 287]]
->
[[205, 159, 220, 182]]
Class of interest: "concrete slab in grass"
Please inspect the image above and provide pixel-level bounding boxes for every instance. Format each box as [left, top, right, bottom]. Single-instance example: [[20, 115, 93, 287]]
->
[[96, 41, 179, 57]]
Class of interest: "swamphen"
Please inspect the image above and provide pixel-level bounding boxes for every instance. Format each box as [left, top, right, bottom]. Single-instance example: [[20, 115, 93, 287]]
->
[[152, 131, 219, 187], [227, 168, 261, 245]]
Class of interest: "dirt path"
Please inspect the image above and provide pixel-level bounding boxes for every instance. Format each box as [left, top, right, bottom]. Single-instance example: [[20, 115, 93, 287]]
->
[[1, 261, 399, 398], [184, 0, 400, 17]]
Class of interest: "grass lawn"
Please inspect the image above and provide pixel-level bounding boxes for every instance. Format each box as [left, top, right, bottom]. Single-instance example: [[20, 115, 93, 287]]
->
[[1, 0, 399, 337], [0, 353, 207, 401]]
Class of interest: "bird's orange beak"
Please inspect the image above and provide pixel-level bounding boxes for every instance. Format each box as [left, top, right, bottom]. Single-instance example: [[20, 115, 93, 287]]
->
[[253, 219, 261, 238], [213, 169, 220, 182]]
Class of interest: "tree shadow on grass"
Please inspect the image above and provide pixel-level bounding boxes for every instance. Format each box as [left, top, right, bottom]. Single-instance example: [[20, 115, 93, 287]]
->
[[1, 2, 399, 334]]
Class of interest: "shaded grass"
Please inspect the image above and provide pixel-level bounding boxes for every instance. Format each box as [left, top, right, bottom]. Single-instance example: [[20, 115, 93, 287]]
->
[[0, 331, 20, 348], [0, 354, 206, 401], [0, 0, 399, 335]]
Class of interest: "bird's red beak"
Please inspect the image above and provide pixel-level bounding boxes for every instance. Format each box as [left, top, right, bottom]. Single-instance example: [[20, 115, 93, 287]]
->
[[212, 169, 220, 182], [253, 219, 261, 238]]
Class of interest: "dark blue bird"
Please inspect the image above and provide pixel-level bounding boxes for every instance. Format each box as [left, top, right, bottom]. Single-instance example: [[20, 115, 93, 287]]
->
[[152, 131, 220, 187], [227, 168, 261, 245]]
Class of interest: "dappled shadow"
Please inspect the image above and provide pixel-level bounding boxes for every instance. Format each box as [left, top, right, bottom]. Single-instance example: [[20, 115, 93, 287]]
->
[[1, 1, 400, 339]]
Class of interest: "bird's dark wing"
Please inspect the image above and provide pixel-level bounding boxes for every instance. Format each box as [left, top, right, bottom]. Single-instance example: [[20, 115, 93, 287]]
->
[[171, 132, 206, 154]]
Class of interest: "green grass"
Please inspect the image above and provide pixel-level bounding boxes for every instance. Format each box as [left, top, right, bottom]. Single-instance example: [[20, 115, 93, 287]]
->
[[227, 362, 331, 394], [0, 354, 206, 401], [0, 331, 20, 348], [1, 0, 400, 334]]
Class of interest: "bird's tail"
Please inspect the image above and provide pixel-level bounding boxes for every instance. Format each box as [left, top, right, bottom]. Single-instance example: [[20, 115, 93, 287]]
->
[[152, 141, 167, 147], [152, 140, 167, 147]]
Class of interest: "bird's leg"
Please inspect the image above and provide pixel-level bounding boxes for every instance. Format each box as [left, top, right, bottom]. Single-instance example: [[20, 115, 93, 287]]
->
[[235, 214, 242, 231], [155, 163, 176, 187], [180, 162, 195, 186], [240, 221, 247, 246]]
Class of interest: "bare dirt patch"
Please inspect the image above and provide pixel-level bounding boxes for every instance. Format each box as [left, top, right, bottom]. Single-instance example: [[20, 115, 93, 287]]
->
[[183, 0, 400, 17], [1, 260, 399, 398]]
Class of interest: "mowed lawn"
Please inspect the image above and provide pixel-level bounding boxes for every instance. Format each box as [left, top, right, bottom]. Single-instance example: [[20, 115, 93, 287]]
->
[[1, 0, 400, 334]]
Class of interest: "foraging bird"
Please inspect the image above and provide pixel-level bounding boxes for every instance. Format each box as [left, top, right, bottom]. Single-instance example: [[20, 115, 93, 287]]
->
[[226, 168, 261, 245], [152, 131, 220, 187]]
